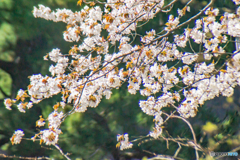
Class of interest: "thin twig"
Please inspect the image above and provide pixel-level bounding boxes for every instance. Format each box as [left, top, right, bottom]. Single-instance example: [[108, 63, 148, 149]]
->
[[173, 142, 182, 158], [54, 145, 71, 160], [163, 113, 199, 160], [0, 154, 51, 160], [153, 0, 215, 43]]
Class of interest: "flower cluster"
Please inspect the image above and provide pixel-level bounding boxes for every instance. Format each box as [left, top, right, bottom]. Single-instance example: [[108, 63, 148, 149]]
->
[[31, 111, 63, 145], [40, 128, 62, 146], [116, 134, 133, 150], [4, 0, 240, 154]]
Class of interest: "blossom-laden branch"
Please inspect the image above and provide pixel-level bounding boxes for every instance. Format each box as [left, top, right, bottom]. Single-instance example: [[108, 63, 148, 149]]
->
[[3, 0, 240, 159]]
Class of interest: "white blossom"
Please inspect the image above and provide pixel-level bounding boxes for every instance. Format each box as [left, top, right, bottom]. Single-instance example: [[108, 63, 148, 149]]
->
[[117, 134, 133, 150], [41, 129, 61, 145], [48, 111, 64, 129], [4, 98, 12, 110], [10, 130, 24, 145], [182, 52, 198, 64]]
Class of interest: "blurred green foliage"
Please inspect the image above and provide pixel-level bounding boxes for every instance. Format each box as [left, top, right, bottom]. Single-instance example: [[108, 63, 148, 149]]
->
[[0, 0, 239, 160]]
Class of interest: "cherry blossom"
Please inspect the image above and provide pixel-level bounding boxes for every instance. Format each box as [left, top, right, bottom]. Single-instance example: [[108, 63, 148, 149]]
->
[[10, 130, 24, 145], [4, 0, 240, 159]]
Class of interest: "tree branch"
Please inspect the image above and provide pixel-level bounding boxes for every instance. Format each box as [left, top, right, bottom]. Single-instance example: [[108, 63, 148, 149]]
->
[[0, 154, 50, 160], [153, 0, 215, 42], [54, 145, 71, 160]]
